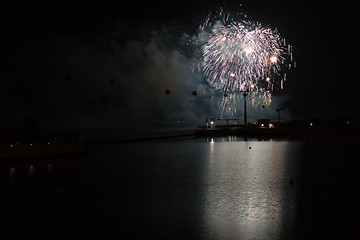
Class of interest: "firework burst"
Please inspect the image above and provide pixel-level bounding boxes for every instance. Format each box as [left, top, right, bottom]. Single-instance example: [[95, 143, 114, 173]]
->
[[193, 8, 294, 112]]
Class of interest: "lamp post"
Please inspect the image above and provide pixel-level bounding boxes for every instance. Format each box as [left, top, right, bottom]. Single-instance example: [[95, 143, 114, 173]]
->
[[241, 84, 255, 129], [243, 92, 247, 128]]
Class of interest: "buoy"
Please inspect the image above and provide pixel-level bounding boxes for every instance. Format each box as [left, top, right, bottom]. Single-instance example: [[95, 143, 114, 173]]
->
[[109, 79, 116, 85], [192, 90, 197, 96], [164, 85, 171, 94]]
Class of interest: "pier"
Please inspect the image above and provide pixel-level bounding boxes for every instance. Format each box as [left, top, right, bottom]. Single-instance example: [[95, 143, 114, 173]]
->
[[0, 129, 196, 160]]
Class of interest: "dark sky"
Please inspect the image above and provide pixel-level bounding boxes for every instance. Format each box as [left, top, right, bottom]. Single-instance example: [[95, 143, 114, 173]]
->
[[2, 0, 359, 128]]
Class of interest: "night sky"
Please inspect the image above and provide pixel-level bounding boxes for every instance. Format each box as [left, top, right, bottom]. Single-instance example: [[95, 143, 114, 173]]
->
[[2, 0, 359, 129]]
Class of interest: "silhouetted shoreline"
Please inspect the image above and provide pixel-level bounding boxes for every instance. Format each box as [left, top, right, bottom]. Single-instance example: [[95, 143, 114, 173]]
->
[[1, 118, 359, 160], [195, 119, 360, 138], [196, 125, 360, 137]]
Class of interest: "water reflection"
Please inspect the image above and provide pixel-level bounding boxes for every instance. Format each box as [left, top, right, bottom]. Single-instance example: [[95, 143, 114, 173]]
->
[[206, 136, 240, 142], [205, 136, 274, 142], [1, 157, 83, 236], [8, 167, 15, 214], [202, 141, 298, 239], [0, 141, 302, 239]]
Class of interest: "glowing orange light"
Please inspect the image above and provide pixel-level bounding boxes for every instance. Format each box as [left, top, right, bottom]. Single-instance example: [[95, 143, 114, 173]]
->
[[266, 77, 271, 82], [270, 55, 278, 63], [230, 73, 235, 77], [250, 84, 255, 88]]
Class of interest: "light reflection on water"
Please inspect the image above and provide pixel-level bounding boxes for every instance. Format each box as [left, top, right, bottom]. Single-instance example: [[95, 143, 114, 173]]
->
[[202, 141, 298, 239], [0, 139, 303, 239]]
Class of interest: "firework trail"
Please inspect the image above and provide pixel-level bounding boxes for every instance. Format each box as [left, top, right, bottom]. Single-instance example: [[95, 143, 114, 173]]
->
[[192, 8, 294, 112]]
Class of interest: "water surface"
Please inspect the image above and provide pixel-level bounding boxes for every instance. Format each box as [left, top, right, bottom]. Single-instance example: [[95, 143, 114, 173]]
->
[[1, 137, 358, 239]]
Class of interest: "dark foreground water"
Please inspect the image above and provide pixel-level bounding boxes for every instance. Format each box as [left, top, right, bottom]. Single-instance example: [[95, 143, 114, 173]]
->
[[1, 136, 359, 239]]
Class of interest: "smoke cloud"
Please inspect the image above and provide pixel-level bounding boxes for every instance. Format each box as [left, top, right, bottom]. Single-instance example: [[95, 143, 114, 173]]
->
[[2, 21, 291, 129]]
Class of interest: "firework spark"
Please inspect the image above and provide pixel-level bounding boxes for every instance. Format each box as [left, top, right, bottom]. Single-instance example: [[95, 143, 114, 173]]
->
[[193, 8, 294, 111]]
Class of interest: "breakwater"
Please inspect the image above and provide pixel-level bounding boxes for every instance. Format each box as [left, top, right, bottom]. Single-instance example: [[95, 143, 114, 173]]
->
[[0, 129, 196, 160], [80, 129, 195, 145]]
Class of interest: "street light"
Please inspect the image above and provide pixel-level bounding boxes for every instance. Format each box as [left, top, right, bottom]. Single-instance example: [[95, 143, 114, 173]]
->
[[240, 90, 248, 128], [239, 81, 258, 128]]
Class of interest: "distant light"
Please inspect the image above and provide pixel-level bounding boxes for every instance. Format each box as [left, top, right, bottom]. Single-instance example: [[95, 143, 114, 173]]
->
[[210, 121, 214, 125], [230, 72, 236, 77], [270, 55, 278, 63], [261, 123, 264, 127], [266, 77, 271, 82], [310, 122, 313, 126], [30, 143, 33, 146], [250, 84, 255, 89], [10, 145, 13, 148]]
